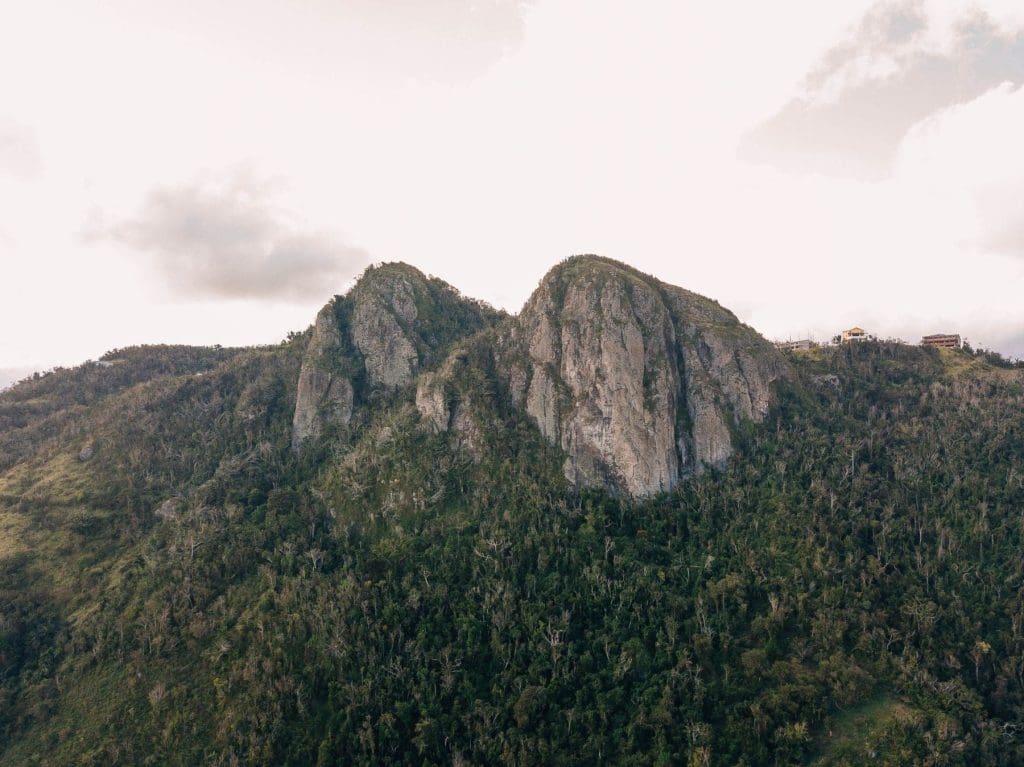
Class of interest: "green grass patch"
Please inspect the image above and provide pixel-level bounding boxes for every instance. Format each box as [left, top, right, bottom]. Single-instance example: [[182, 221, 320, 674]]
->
[[810, 694, 924, 766]]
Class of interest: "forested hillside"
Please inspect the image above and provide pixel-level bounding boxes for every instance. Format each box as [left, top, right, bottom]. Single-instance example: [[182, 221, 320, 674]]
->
[[1, 275, 1023, 764]]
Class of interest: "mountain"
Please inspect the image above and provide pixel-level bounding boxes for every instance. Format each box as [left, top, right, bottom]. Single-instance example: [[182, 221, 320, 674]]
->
[[1, 258, 1023, 766]]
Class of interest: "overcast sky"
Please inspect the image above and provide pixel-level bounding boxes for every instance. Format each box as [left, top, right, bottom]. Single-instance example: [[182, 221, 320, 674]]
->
[[2, 0, 1023, 373]]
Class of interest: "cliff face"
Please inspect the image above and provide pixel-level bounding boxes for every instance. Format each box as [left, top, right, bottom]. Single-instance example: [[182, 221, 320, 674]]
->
[[662, 286, 783, 471], [291, 303, 354, 448], [349, 268, 421, 390], [415, 350, 488, 459], [512, 261, 682, 494], [292, 263, 500, 451], [418, 256, 788, 496]]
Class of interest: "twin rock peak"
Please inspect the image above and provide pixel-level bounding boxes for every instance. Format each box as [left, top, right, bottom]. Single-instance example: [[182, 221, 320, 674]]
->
[[292, 255, 788, 497]]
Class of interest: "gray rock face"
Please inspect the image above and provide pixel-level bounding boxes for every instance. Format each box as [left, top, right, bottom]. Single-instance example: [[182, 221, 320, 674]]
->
[[292, 263, 500, 451], [292, 269, 426, 451], [415, 370, 450, 433], [660, 286, 784, 474], [291, 303, 354, 450], [420, 256, 787, 496], [415, 354, 486, 460], [515, 266, 682, 494], [517, 257, 787, 495], [350, 271, 420, 390]]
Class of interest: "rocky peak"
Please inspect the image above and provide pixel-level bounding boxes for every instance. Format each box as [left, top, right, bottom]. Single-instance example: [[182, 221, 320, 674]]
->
[[348, 264, 426, 390], [513, 257, 683, 494], [292, 263, 500, 451], [419, 255, 788, 496]]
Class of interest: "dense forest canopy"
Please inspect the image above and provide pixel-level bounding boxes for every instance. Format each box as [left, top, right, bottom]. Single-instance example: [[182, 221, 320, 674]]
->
[[1, 323, 1023, 765]]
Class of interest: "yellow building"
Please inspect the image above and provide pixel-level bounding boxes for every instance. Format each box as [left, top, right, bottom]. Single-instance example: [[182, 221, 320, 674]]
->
[[841, 327, 869, 343]]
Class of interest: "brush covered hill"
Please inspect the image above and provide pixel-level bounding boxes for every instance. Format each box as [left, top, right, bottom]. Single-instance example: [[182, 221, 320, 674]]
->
[[1, 257, 1023, 766]]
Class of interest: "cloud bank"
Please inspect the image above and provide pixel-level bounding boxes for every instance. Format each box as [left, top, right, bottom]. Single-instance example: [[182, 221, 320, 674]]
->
[[741, 0, 1024, 179], [102, 172, 368, 302]]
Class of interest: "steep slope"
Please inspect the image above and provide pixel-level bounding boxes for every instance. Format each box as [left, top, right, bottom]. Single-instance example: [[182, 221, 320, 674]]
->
[[419, 256, 787, 495], [292, 263, 501, 450], [0, 341, 306, 764], [291, 303, 356, 447]]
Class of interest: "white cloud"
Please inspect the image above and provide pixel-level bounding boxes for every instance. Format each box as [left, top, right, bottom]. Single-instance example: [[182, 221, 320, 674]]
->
[[741, 0, 1024, 179], [96, 170, 369, 301]]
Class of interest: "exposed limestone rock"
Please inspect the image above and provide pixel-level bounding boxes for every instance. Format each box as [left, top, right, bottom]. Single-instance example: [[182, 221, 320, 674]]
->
[[449, 401, 486, 460], [291, 302, 354, 450], [663, 286, 785, 474], [524, 257, 787, 495], [414, 352, 486, 460], [350, 272, 420, 390], [292, 263, 501, 450], [422, 255, 788, 496], [525, 366, 559, 442], [415, 370, 450, 433], [299, 256, 782, 490], [508, 363, 529, 407], [515, 260, 683, 495]]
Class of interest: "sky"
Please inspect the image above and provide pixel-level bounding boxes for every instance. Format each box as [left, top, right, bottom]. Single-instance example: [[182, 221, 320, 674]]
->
[[2, 0, 1023, 376]]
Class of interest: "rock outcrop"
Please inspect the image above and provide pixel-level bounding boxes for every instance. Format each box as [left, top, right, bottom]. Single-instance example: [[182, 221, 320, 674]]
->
[[292, 263, 500, 451], [418, 256, 788, 496], [297, 257, 785, 492], [349, 267, 423, 390], [291, 302, 354, 449], [415, 351, 488, 459], [510, 261, 682, 494]]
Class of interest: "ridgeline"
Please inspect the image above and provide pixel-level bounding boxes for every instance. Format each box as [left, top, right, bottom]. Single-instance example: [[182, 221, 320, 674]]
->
[[1, 257, 1023, 765]]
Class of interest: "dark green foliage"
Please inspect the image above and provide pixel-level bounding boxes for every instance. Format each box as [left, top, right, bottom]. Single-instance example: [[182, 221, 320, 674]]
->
[[0, 345, 245, 470], [1, 340, 1023, 765]]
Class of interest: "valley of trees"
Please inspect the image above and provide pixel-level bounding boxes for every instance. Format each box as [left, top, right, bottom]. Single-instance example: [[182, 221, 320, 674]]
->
[[1, 338, 1023, 765]]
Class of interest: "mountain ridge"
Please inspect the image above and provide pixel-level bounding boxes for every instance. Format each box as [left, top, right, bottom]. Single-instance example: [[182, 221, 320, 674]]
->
[[1, 257, 1023, 766], [289, 254, 787, 496]]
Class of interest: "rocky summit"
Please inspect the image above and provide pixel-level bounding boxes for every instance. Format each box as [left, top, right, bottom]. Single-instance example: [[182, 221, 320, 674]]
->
[[414, 256, 787, 496], [296, 257, 788, 496], [291, 262, 500, 450]]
